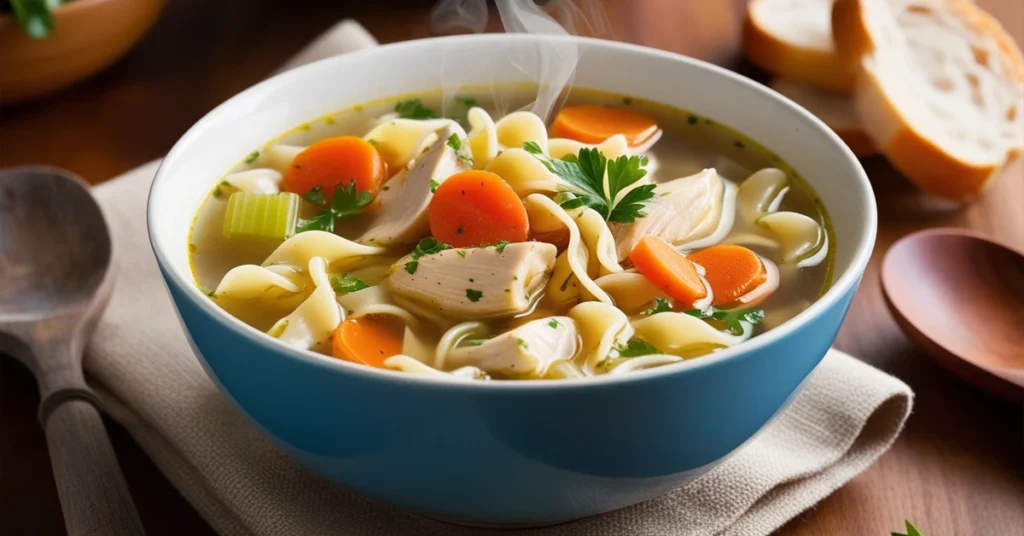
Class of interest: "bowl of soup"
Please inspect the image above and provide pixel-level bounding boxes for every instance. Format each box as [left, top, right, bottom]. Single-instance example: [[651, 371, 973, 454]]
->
[[148, 34, 875, 525]]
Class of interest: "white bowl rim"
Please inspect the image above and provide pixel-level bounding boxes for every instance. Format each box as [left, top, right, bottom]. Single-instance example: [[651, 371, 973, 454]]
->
[[148, 33, 877, 391]]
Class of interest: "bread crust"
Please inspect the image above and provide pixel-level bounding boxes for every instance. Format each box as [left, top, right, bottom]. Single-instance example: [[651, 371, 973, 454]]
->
[[832, 0, 1024, 201], [743, 0, 856, 94]]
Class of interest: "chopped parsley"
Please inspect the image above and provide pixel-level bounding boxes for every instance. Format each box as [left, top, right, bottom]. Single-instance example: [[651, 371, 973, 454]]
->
[[430, 179, 440, 193], [493, 240, 510, 253], [367, 139, 379, 147], [245, 150, 260, 164], [516, 338, 529, 349], [404, 237, 452, 274], [301, 185, 327, 205], [523, 142, 655, 223], [456, 249, 467, 258], [461, 338, 488, 347], [446, 133, 474, 166], [646, 297, 674, 315], [455, 96, 478, 107], [466, 288, 483, 302], [683, 307, 765, 335], [394, 98, 439, 119], [212, 180, 230, 199], [548, 319, 560, 329], [330, 274, 370, 296], [296, 181, 373, 234], [614, 338, 661, 358]]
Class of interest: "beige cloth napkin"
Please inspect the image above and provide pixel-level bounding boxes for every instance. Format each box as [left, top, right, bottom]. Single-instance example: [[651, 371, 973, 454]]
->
[[83, 20, 914, 536]]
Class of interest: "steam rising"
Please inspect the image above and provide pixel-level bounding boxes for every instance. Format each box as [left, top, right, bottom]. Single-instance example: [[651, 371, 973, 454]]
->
[[430, 0, 607, 122]]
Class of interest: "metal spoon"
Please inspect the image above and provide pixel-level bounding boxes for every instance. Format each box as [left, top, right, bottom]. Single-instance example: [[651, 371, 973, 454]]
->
[[0, 167, 145, 535], [881, 228, 1024, 402]]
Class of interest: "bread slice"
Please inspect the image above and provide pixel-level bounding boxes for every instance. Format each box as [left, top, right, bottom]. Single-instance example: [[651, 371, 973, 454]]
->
[[833, 0, 1024, 201], [770, 78, 876, 156], [743, 0, 857, 93]]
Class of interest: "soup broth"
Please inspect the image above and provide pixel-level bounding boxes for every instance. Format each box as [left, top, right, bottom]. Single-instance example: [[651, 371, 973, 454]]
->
[[189, 87, 833, 380]]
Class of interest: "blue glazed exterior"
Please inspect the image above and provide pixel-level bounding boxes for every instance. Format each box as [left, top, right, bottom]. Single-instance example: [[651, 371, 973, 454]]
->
[[163, 266, 860, 524]]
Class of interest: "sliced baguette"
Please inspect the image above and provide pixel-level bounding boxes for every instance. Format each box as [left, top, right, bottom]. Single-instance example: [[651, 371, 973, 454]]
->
[[743, 0, 857, 93], [833, 0, 1024, 201], [770, 78, 876, 156]]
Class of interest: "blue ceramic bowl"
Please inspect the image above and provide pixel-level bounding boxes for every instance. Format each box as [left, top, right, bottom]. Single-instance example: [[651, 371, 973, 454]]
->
[[148, 35, 875, 525]]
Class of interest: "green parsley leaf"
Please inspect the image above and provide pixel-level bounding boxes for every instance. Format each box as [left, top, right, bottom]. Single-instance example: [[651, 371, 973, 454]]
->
[[614, 338, 661, 358], [395, 99, 439, 119], [892, 520, 923, 536], [548, 319, 560, 329], [456, 249, 467, 258], [430, 179, 440, 193], [10, 0, 56, 39], [302, 185, 327, 206], [516, 338, 529, 349], [404, 237, 452, 274], [466, 288, 483, 302], [646, 297, 673, 315], [455, 96, 478, 107], [684, 307, 765, 335], [447, 133, 474, 166], [245, 150, 260, 164], [523, 142, 654, 223], [330, 274, 370, 296], [296, 181, 373, 234], [493, 240, 510, 252], [461, 338, 488, 347], [212, 186, 223, 199]]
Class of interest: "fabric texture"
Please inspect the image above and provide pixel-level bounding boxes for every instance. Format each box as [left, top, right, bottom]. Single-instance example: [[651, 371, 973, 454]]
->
[[83, 20, 913, 536]]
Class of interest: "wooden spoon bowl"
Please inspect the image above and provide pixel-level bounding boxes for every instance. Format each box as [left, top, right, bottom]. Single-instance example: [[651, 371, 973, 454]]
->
[[881, 229, 1024, 402]]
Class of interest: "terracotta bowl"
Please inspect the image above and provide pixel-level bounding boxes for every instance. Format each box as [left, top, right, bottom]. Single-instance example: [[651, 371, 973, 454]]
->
[[0, 0, 167, 105]]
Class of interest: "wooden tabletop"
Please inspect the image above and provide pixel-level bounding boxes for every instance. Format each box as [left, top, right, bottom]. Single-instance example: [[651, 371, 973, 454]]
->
[[2, 1, 1022, 534]]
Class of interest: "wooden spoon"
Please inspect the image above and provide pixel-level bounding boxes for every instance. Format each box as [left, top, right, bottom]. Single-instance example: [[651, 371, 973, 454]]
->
[[0, 167, 145, 535], [881, 228, 1024, 402]]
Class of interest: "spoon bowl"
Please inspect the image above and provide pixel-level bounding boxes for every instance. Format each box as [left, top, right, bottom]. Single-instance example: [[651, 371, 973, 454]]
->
[[0, 166, 144, 535], [881, 228, 1024, 402]]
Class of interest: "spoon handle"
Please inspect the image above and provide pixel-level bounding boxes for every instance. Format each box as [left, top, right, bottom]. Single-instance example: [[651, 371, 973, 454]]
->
[[45, 399, 146, 535]]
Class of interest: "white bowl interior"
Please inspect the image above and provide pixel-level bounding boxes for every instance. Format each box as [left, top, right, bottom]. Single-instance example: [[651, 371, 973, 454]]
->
[[150, 35, 874, 367]]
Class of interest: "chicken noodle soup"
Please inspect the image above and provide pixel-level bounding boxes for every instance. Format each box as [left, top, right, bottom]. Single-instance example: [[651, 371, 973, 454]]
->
[[189, 88, 834, 380]]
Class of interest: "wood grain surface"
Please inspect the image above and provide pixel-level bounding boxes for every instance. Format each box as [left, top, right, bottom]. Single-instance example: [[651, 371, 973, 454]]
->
[[1, 0, 1022, 534]]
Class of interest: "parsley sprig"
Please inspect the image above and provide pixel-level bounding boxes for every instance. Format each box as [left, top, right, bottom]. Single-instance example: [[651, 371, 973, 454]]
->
[[404, 237, 452, 274], [646, 297, 673, 315], [296, 181, 373, 234], [683, 307, 765, 335], [446, 133, 474, 166], [613, 338, 661, 358], [394, 99, 439, 119], [523, 141, 655, 223], [330, 274, 370, 296]]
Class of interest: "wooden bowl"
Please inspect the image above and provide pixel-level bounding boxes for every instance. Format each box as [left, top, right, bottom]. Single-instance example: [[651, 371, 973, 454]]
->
[[0, 0, 167, 105]]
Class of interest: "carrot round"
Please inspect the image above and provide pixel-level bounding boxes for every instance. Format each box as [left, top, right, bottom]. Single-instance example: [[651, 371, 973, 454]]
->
[[630, 235, 708, 306], [687, 245, 768, 306], [428, 170, 529, 248], [552, 105, 659, 146], [282, 136, 387, 198], [332, 314, 404, 369]]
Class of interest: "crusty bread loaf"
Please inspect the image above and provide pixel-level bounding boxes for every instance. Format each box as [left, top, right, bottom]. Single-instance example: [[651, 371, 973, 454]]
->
[[743, 0, 857, 93], [770, 78, 876, 156], [833, 0, 1024, 200]]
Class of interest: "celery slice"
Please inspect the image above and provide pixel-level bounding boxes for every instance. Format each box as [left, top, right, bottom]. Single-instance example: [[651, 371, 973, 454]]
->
[[222, 192, 299, 241]]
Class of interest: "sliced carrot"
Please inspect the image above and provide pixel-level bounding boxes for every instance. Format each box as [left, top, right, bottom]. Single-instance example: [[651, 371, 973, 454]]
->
[[687, 245, 768, 306], [552, 105, 659, 147], [332, 315, 404, 369], [428, 170, 529, 247], [629, 235, 708, 306], [282, 136, 387, 199]]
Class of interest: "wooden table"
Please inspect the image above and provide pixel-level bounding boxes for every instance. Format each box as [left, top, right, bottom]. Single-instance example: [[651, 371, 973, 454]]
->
[[2, 1, 1021, 534]]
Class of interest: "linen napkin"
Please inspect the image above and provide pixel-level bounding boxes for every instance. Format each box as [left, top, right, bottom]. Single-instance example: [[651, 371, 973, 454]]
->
[[83, 20, 913, 536]]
